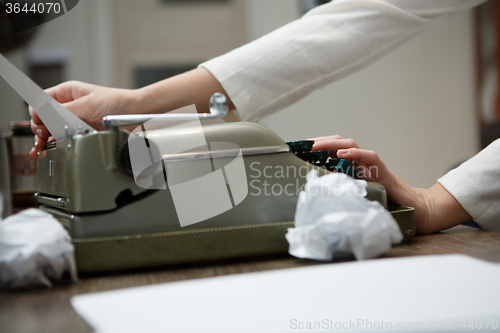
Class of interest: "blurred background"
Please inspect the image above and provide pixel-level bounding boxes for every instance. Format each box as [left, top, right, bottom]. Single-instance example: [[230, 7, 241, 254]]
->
[[1, 0, 499, 215]]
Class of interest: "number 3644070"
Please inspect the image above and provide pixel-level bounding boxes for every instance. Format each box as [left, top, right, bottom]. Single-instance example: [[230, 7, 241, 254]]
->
[[5, 2, 61, 14]]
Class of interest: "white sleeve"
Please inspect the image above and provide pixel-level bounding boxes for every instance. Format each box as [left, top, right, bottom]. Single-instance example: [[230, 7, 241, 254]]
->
[[438, 139, 500, 231], [199, 0, 486, 122]]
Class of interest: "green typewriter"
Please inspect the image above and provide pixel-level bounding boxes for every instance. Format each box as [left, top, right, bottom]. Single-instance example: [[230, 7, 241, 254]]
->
[[35, 94, 415, 272]]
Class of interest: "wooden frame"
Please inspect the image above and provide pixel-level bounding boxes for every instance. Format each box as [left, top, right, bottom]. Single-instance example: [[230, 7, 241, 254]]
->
[[475, 0, 500, 147]]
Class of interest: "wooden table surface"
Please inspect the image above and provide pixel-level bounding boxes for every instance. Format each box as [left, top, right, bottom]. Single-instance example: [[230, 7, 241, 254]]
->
[[2, 225, 500, 333]]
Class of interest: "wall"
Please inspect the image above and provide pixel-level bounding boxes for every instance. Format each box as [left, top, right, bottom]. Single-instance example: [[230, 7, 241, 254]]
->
[[0, 0, 247, 123], [0, 0, 103, 131], [0, 50, 28, 129], [111, 0, 248, 88]]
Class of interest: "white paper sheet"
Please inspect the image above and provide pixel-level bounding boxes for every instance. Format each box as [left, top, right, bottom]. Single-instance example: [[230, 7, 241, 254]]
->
[[0, 53, 95, 140], [71, 254, 500, 333]]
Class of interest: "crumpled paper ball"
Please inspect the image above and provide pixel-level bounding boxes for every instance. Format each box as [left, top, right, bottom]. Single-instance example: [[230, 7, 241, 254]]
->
[[285, 170, 403, 261], [0, 208, 77, 289]]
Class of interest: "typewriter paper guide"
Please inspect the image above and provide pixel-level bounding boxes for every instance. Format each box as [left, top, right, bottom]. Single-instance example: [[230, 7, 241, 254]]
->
[[71, 254, 500, 333], [0, 53, 95, 141]]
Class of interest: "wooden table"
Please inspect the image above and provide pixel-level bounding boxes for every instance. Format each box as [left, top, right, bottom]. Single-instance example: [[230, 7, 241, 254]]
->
[[2, 225, 500, 333]]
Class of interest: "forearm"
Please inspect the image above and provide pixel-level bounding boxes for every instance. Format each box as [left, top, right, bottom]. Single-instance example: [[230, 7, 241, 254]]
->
[[410, 184, 471, 234], [379, 174, 471, 234], [134, 67, 235, 115]]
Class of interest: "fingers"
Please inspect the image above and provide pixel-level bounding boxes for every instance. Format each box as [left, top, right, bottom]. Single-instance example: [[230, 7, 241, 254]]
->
[[309, 134, 343, 141], [337, 148, 381, 166], [310, 135, 386, 181], [29, 135, 47, 159], [336, 148, 393, 182], [29, 107, 51, 158], [45, 80, 86, 103], [28, 81, 94, 159], [45, 82, 73, 103], [312, 137, 361, 156], [29, 106, 43, 125], [30, 119, 50, 139]]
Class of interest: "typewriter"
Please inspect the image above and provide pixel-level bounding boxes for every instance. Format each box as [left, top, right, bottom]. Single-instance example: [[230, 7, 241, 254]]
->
[[35, 94, 415, 272]]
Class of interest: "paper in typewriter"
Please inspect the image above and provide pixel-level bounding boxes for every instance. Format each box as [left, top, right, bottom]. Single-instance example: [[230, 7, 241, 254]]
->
[[0, 53, 95, 141]]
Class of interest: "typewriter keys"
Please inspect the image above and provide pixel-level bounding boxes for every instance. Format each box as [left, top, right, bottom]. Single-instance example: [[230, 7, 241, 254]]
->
[[310, 150, 329, 166], [287, 140, 359, 178], [286, 140, 314, 161]]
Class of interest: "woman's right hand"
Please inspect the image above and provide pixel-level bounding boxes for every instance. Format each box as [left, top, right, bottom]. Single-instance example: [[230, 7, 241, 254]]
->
[[311, 135, 416, 205], [29, 81, 141, 158], [310, 135, 471, 234]]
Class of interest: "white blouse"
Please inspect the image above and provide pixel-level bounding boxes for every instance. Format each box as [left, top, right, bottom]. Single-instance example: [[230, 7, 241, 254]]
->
[[200, 0, 499, 230], [200, 0, 485, 122], [439, 140, 500, 231]]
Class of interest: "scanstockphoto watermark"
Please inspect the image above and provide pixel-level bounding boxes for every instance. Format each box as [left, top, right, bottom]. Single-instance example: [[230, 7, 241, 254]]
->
[[289, 318, 499, 330], [248, 162, 378, 197], [290, 319, 423, 330]]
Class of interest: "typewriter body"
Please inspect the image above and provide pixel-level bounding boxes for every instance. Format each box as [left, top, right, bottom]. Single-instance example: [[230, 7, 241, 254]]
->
[[36, 122, 390, 238], [35, 96, 414, 272]]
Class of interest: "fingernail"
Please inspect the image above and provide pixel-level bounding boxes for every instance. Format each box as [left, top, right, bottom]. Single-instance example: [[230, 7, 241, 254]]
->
[[36, 129, 42, 136], [338, 149, 349, 155], [35, 141, 38, 147]]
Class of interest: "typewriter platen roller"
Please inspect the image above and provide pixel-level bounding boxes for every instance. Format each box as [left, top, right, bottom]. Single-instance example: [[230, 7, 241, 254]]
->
[[35, 96, 415, 272]]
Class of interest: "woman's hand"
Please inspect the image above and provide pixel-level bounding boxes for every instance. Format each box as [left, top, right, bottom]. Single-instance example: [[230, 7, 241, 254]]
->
[[311, 135, 405, 193], [311, 135, 472, 233], [29, 68, 235, 158], [29, 81, 140, 158]]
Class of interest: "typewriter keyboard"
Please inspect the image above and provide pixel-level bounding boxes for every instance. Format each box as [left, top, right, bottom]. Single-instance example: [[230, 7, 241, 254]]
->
[[286, 140, 359, 178]]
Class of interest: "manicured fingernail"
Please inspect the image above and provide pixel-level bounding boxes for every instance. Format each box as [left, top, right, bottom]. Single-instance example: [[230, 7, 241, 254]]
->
[[36, 129, 42, 136], [338, 149, 349, 155], [35, 141, 38, 147]]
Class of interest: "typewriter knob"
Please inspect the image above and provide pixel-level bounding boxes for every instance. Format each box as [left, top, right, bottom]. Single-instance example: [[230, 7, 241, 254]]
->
[[209, 93, 229, 118], [117, 140, 134, 177]]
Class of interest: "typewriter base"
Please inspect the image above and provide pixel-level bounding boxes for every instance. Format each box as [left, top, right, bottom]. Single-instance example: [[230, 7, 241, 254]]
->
[[57, 206, 415, 272]]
